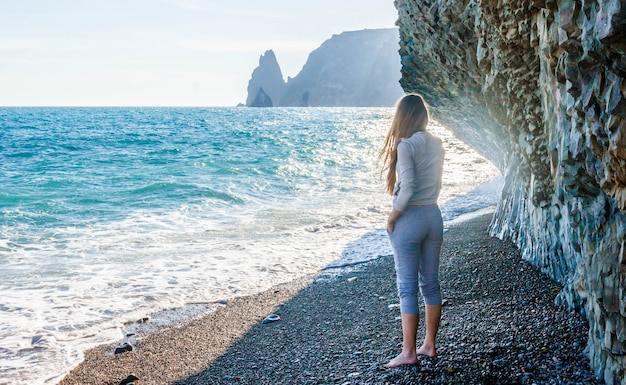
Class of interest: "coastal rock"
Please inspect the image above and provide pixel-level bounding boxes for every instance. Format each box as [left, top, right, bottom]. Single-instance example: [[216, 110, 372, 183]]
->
[[395, 0, 625, 383], [245, 29, 404, 107], [250, 86, 273, 108], [245, 50, 285, 107]]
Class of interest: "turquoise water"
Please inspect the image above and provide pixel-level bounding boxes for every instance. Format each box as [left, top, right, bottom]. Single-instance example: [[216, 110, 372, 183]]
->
[[0, 107, 500, 384]]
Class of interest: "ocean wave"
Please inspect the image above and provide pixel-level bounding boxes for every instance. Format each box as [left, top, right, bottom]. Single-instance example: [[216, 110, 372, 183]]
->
[[128, 182, 242, 203]]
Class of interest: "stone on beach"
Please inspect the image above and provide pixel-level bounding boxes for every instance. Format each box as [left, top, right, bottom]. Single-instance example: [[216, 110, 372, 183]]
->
[[261, 313, 281, 324], [113, 342, 133, 355], [118, 374, 139, 385]]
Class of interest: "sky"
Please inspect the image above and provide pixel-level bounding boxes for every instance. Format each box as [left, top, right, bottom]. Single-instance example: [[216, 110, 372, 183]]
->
[[0, 0, 398, 107]]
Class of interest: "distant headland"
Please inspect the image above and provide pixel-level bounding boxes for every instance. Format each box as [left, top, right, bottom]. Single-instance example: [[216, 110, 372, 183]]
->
[[244, 28, 404, 107]]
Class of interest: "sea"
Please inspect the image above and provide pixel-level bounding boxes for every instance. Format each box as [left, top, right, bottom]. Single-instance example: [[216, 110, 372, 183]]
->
[[0, 107, 502, 385]]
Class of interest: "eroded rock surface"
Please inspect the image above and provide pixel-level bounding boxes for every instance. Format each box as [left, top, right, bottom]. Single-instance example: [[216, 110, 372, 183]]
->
[[395, 0, 625, 383]]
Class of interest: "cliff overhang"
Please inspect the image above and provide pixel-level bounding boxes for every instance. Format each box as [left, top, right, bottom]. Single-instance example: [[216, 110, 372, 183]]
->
[[395, 0, 625, 383]]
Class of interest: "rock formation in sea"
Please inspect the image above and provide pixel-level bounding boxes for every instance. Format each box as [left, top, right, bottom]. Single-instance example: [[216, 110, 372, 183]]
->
[[249, 87, 273, 108], [245, 29, 404, 107], [395, 0, 625, 383], [246, 50, 285, 107]]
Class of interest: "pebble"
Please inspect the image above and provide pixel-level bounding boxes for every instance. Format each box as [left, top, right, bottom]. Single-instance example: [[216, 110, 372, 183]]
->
[[113, 342, 133, 355], [262, 313, 281, 324], [118, 374, 139, 385]]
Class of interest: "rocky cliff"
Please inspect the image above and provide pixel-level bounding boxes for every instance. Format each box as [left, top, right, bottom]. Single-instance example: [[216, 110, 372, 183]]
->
[[395, 0, 625, 383], [245, 29, 404, 107], [246, 50, 286, 107]]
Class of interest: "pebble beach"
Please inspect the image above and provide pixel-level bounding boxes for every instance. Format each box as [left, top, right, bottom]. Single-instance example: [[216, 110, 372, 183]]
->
[[58, 214, 599, 385]]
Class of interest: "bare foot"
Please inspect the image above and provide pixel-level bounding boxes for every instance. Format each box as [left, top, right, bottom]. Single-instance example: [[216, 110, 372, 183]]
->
[[416, 344, 437, 357], [383, 352, 419, 368]]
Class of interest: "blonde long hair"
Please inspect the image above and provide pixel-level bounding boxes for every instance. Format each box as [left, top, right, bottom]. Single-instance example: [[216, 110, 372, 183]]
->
[[378, 93, 430, 195]]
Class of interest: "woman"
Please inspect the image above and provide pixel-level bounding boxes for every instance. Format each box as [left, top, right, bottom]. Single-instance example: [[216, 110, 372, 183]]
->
[[378, 93, 445, 368]]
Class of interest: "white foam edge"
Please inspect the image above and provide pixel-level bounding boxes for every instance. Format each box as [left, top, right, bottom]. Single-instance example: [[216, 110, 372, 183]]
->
[[443, 206, 496, 227]]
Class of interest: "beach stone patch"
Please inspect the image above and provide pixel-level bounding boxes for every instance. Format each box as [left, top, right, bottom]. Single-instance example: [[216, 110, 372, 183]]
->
[[58, 215, 600, 385], [175, 215, 598, 385]]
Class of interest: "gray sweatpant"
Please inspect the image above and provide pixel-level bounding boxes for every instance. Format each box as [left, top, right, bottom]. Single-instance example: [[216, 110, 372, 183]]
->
[[388, 205, 443, 314]]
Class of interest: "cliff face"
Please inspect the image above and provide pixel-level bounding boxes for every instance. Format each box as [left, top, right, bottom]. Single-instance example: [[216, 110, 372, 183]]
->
[[245, 29, 404, 107], [395, 0, 625, 383]]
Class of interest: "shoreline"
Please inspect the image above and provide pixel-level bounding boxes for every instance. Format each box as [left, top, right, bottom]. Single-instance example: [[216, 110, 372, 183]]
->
[[58, 214, 599, 385]]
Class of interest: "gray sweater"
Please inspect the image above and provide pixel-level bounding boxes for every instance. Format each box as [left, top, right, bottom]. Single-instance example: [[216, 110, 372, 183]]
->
[[392, 131, 444, 211]]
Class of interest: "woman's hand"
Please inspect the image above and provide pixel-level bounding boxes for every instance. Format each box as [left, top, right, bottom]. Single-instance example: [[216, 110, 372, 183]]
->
[[387, 209, 401, 233]]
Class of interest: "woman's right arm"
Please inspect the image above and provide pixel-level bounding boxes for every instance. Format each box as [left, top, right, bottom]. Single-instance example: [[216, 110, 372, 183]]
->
[[388, 141, 415, 232], [392, 140, 415, 212]]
